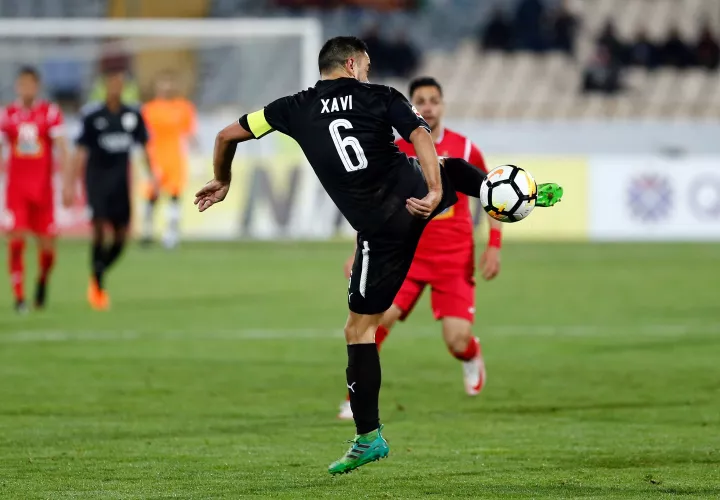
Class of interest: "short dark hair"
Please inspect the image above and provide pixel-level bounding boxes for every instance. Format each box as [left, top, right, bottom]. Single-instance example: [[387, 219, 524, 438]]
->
[[408, 77, 443, 99], [17, 65, 40, 81], [318, 36, 369, 74]]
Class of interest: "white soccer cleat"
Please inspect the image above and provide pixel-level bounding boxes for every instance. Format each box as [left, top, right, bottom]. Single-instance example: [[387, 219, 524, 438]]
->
[[162, 232, 179, 250], [462, 348, 487, 396], [337, 400, 354, 420]]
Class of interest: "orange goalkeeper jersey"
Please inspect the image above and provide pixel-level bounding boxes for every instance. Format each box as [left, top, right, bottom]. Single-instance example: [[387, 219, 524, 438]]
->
[[142, 98, 196, 193]]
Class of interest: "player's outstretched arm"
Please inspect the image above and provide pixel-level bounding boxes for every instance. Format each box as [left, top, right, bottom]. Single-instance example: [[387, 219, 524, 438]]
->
[[406, 127, 442, 218], [195, 121, 254, 212]]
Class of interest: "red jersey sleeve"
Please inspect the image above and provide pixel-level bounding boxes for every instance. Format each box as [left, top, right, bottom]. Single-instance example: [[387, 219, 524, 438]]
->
[[46, 103, 66, 139], [466, 141, 487, 173], [394, 138, 415, 157]]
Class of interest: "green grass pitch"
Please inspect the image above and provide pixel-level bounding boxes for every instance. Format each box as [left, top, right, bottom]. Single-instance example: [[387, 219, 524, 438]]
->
[[1, 241, 719, 499]]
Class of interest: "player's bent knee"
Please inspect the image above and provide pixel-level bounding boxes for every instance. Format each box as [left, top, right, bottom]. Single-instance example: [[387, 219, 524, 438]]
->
[[442, 317, 473, 352], [345, 312, 382, 345]]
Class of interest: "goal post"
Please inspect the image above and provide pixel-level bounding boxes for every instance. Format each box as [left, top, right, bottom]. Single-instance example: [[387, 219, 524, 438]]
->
[[0, 18, 323, 92], [0, 18, 354, 241]]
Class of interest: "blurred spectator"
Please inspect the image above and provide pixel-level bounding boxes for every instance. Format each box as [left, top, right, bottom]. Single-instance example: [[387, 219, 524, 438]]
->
[[42, 39, 83, 108], [550, 0, 579, 56], [694, 25, 720, 70], [89, 39, 140, 105], [387, 32, 419, 78], [659, 27, 693, 69], [514, 0, 546, 52], [629, 29, 658, 69], [597, 20, 625, 64], [583, 45, 622, 94], [480, 8, 513, 52], [362, 25, 393, 77]]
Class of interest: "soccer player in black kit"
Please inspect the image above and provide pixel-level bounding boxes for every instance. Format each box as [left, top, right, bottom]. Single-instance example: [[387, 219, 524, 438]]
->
[[194, 37, 562, 474], [64, 71, 157, 310]]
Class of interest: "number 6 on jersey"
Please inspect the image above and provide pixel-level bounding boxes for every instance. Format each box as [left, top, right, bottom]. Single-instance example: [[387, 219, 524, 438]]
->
[[329, 119, 368, 172]]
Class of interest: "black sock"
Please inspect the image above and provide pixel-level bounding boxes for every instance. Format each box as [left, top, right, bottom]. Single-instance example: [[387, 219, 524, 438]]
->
[[347, 343, 382, 435], [92, 242, 105, 288], [443, 158, 488, 198], [103, 241, 125, 270]]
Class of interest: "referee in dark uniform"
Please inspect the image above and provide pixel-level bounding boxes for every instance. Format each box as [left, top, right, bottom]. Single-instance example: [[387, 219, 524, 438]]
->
[[64, 70, 157, 310], [194, 37, 511, 474]]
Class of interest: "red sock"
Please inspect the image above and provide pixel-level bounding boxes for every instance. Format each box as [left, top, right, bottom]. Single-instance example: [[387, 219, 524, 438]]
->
[[9, 238, 25, 301], [39, 249, 55, 284], [375, 324, 390, 352], [451, 336, 480, 362]]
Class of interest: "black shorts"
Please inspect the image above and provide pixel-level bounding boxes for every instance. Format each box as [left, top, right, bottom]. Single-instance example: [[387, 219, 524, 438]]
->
[[86, 184, 131, 226], [347, 167, 458, 315]]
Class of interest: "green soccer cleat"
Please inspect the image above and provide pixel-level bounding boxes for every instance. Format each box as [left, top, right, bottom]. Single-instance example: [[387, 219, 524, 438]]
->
[[537, 183, 564, 207], [328, 425, 389, 475]]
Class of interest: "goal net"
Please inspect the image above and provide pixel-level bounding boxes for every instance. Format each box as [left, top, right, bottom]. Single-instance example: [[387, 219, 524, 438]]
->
[[0, 18, 354, 240]]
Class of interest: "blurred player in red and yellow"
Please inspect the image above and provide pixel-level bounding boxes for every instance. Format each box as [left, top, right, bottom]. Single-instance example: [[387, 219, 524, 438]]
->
[[339, 77, 502, 419], [0, 67, 69, 313], [141, 71, 196, 248]]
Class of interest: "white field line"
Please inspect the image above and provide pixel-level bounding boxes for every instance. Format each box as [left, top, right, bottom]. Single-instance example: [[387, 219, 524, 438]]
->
[[0, 323, 719, 343]]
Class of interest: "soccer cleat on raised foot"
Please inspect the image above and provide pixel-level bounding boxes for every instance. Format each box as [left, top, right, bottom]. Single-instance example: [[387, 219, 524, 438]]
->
[[462, 345, 487, 396], [328, 425, 389, 475], [536, 183, 564, 207], [337, 400, 354, 420], [87, 278, 110, 311]]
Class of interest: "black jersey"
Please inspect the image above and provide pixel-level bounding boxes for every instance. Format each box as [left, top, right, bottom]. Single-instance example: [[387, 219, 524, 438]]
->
[[241, 78, 432, 233], [76, 103, 148, 177]]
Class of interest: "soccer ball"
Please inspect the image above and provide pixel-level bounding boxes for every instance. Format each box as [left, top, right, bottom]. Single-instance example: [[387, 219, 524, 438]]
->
[[480, 165, 538, 223]]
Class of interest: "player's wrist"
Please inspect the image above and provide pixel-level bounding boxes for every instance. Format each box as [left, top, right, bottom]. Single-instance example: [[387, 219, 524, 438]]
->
[[488, 228, 502, 249]]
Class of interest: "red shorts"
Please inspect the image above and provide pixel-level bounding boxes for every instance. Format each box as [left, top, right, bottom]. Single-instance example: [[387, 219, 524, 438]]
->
[[2, 189, 55, 236], [393, 261, 476, 323]]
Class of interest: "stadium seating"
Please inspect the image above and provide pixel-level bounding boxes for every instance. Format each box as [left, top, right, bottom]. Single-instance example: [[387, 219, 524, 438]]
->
[[369, 0, 720, 119], [2, 0, 719, 120]]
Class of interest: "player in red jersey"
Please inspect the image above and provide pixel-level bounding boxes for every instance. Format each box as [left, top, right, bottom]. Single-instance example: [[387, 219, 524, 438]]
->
[[338, 77, 502, 419], [0, 67, 69, 313]]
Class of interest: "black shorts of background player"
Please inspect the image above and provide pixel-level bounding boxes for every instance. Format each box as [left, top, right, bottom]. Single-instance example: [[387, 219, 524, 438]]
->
[[65, 70, 158, 311]]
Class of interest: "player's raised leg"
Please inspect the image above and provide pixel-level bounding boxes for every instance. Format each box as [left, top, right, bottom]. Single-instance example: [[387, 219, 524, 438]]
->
[[442, 158, 563, 206], [329, 310, 389, 474]]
